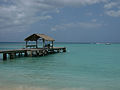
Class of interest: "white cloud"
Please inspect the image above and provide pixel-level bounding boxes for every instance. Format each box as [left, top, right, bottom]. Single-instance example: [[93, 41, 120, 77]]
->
[[106, 10, 120, 17], [104, 2, 118, 9], [104, 1, 120, 17], [0, 0, 55, 32], [86, 12, 93, 16], [51, 22, 102, 31], [91, 19, 97, 22], [45, 0, 108, 6], [0, 0, 109, 33]]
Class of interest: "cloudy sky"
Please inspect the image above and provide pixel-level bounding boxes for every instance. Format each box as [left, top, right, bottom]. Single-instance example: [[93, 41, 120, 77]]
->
[[0, 0, 120, 42]]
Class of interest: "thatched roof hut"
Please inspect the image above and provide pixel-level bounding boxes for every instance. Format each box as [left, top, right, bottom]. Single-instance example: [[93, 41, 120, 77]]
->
[[24, 34, 55, 48], [24, 34, 55, 41]]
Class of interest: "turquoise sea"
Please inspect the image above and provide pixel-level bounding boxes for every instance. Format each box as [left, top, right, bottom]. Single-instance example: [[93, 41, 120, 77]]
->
[[0, 42, 120, 90]]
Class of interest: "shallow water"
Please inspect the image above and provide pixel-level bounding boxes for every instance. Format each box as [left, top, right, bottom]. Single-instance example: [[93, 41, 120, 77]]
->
[[0, 42, 120, 90]]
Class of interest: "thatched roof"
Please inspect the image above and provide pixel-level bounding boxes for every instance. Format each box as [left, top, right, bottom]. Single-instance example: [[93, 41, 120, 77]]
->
[[24, 34, 55, 41]]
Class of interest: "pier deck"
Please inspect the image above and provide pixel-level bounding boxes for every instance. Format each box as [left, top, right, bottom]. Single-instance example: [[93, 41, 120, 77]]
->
[[0, 47, 66, 60]]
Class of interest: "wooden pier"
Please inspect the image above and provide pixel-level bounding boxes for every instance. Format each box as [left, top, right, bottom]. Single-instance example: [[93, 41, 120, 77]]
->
[[0, 47, 66, 61], [0, 33, 66, 61]]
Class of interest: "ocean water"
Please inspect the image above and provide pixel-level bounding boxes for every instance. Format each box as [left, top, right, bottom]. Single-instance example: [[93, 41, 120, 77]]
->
[[0, 42, 120, 90]]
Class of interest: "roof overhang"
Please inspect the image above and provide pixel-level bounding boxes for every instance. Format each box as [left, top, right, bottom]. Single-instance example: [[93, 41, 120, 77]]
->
[[24, 34, 55, 41]]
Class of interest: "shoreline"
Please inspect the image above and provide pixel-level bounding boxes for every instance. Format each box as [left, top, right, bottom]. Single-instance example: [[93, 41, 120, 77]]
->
[[0, 86, 85, 90]]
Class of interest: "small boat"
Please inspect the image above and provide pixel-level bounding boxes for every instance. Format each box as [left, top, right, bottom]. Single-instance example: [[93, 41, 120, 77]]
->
[[105, 43, 111, 45]]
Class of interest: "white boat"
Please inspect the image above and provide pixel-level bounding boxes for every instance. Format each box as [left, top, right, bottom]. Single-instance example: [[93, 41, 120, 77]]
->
[[105, 43, 111, 45]]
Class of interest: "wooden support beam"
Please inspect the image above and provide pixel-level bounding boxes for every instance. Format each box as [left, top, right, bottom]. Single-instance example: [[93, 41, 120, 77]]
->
[[3, 53, 7, 61], [42, 50, 46, 56], [18, 53, 21, 57], [36, 40, 38, 48], [10, 53, 15, 59], [57, 49, 60, 53], [15, 53, 16, 58], [63, 48, 66, 52], [36, 51, 38, 56], [20, 53, 22, 56], [24, 51, 28, 57], [43, 39, 45, 48], [30, 51, 33, 57], [52, 41, 54, 48]]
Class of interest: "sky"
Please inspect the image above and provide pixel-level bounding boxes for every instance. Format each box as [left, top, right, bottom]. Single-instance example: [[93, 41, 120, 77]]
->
[[0, 0, 120, 42]]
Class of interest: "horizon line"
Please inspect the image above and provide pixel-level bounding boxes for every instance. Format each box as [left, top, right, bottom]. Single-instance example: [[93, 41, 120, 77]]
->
[[0, 41, 120, 44]]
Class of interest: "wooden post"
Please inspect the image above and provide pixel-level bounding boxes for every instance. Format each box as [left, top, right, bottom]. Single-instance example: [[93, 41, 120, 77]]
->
[[43, 39, 45, 49], [14, 53, 16, 58], [63, 48, 66, 52], [10, 53, 15, 59], [57, 49, 60, 53], [42, 50, 45, 56], [38, 50, 42, 56], [20, 53, 22, 56], [18, 53, 20, 57], [52, 41, 53, 49], [36, 50, 39, 56], [30, 51, 33, 57], [24, 51, 28, 57], [36, 40, 38, 48], [3, 53, 7, 61]]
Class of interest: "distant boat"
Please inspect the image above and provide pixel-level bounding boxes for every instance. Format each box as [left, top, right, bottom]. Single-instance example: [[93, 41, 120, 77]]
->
[[105, 43, 111, 45], [96, 43, 102, 44]]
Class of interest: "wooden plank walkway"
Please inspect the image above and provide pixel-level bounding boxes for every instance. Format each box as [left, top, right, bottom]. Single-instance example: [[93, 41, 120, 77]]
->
[[0, 47, 66, 61]]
